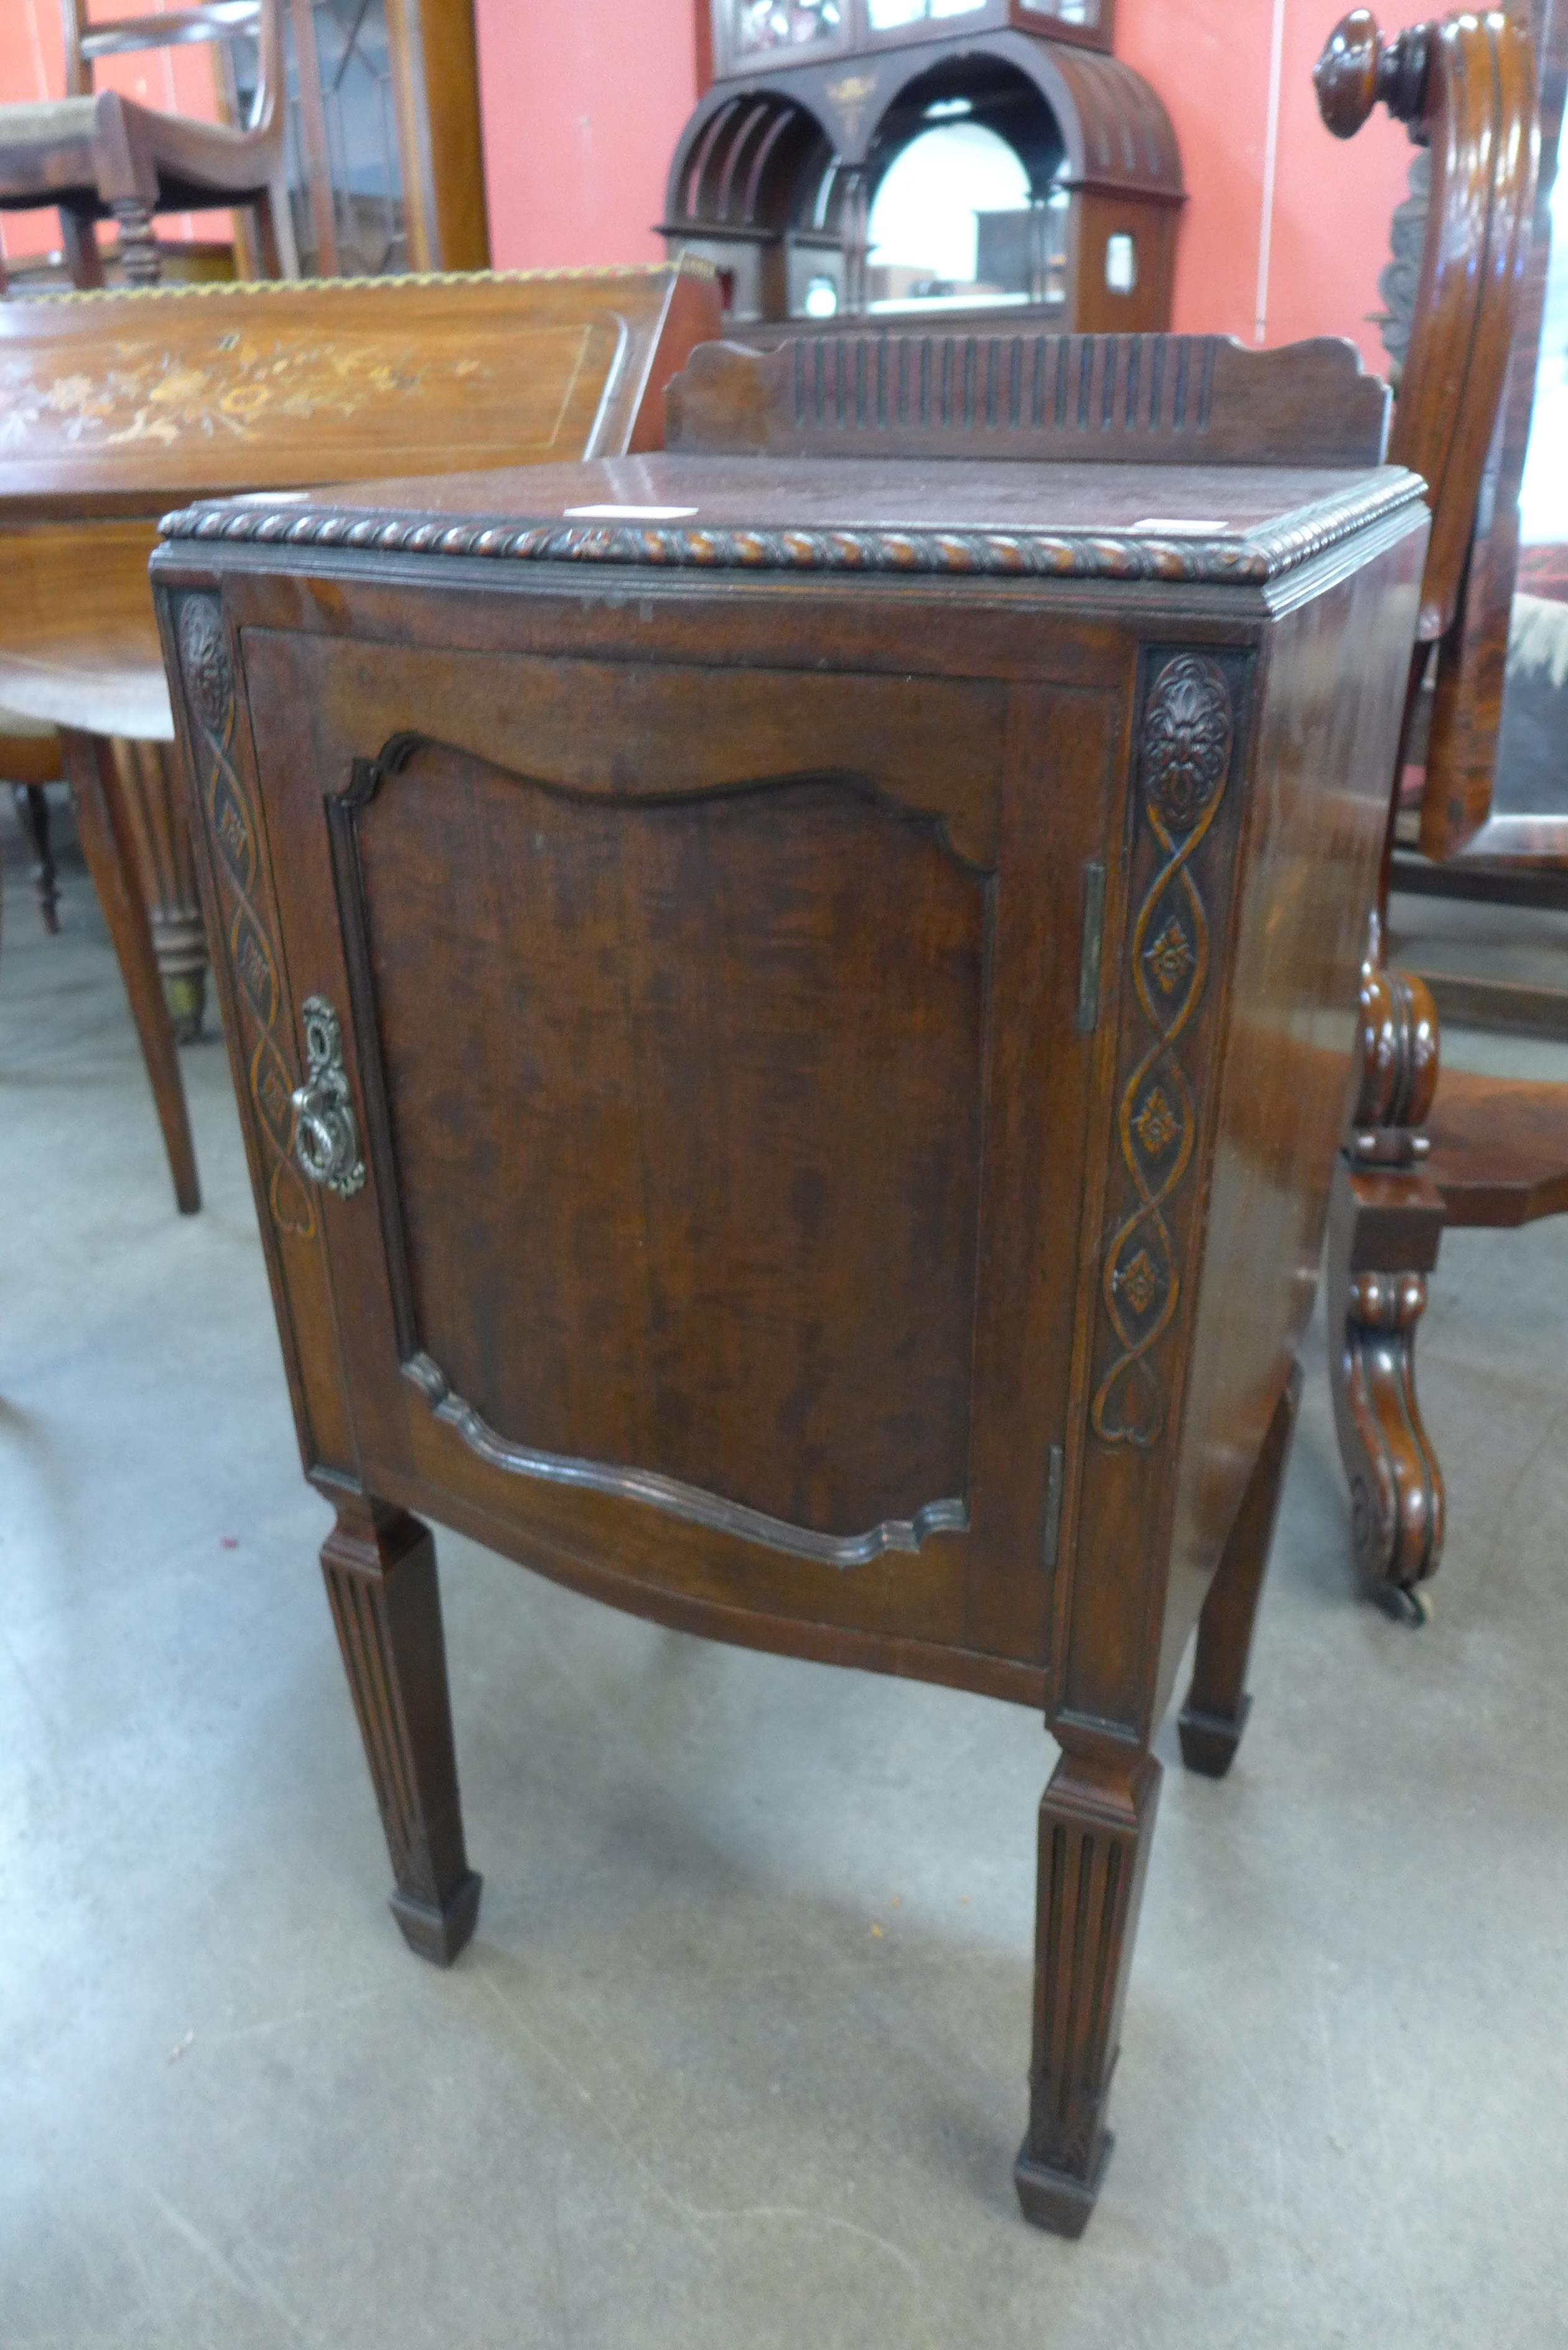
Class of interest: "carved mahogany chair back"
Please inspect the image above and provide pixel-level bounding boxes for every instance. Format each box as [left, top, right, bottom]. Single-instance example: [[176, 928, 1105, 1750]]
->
[[1314, 9, 1568, 1619], [0, 0, 293, 289], [1317, 5, 1538, 860]]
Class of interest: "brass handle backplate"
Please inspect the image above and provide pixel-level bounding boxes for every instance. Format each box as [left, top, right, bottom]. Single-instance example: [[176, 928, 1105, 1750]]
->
[[290, 996, 365, 1198]]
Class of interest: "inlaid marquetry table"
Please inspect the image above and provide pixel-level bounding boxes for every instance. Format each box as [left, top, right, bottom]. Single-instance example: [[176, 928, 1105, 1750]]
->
[[151, 329, 1426, 2235]]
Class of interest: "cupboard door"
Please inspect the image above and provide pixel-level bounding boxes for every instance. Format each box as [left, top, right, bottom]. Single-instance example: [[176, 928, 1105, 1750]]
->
[[242, 626, 1114, 1665]]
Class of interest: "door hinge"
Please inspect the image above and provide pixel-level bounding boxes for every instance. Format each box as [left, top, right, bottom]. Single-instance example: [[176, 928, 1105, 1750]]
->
[[1041, 1443, 1065, 1571], [1075, 861, 1106, 1034]]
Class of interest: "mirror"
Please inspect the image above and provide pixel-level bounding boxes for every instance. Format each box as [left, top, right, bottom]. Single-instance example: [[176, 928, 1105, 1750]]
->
[[1494, 154, 1568, 823], [866, 117, 1066, 311]]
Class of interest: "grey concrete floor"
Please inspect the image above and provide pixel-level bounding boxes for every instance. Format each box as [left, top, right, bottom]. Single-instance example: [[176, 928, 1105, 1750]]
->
[[4, 803, 1568, 2349]]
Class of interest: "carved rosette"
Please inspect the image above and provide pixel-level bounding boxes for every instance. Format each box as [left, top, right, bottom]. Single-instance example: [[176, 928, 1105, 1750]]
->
[[1091, 653, 1233, 1448], [178, 596, 233, 737], [175, 594, 316, 1240]]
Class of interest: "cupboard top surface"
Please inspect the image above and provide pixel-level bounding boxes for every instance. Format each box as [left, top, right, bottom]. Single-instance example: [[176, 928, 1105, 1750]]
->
[[160, 451, 1423, 589]]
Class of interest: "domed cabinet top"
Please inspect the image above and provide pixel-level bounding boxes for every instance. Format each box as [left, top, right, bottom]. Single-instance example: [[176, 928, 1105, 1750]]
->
[[668, 0, 1179, 335]]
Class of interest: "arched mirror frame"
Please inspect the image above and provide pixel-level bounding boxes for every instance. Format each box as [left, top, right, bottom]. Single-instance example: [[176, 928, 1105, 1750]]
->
[[664, 23, 1181, 332]]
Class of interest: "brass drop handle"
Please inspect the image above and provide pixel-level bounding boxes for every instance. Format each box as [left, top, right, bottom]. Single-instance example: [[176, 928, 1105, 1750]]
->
[[291, 996, 366, 1198]]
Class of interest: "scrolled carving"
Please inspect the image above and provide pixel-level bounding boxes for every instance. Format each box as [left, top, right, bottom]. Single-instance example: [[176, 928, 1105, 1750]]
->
[[1376, 149, 1430, 373], [1092, 654, 1234, 1449], [1340, 1268, 1443, 1589], [1349, 914, 1438, 1160]]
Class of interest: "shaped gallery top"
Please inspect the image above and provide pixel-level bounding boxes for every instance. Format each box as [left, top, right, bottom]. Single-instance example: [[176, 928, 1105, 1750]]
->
[[154, 330, 1419, 597]]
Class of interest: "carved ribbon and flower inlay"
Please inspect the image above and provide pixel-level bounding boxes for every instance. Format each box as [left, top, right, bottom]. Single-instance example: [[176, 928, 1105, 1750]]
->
[[175, 595, 316, 1240], [1091, 653, 1234, 1449]]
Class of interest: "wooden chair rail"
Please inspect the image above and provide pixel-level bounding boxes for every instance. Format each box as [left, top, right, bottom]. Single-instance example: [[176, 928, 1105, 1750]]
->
[[1317, 6, 1538, 651], [78, 5, 265, 65]]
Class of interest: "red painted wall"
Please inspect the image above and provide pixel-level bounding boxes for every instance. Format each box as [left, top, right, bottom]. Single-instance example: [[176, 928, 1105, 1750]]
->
[[472, 0, 699, 270], [471, 0, 1428, 375], [1119, 0, 1431, 366], [0, 0, 1429, 373]]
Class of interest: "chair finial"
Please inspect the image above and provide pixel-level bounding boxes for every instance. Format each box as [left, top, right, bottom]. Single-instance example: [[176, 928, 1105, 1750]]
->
[[1316, 9, 1432, 139]]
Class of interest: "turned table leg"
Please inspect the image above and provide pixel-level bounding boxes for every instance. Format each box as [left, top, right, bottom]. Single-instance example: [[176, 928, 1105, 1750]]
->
[[320, 1496, 482, 1965], [1015, 1746, 1161, 2237], [1180, 1360, 1304, 1777]]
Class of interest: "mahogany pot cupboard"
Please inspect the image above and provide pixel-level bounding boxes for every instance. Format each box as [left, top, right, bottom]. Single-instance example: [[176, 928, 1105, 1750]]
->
[[151, 330, 1426, 2234]]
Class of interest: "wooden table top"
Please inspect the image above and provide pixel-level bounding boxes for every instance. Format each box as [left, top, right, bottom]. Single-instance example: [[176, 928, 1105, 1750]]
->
[[0, 521, 169, 740]]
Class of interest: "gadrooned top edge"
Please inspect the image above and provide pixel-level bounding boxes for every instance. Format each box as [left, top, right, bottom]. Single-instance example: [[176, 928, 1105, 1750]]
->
[[155, 467, 1427, 588]]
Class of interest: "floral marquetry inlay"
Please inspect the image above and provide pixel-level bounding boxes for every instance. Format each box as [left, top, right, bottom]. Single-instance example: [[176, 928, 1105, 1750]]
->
[[0, 334, 490, 454]]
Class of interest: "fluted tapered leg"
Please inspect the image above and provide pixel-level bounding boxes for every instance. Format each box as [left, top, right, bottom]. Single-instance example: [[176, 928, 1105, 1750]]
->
[[1180, 1360, 1302, 1777], [320, 1496, 481, 1965], [1015, 1748, 1161, 2238]]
